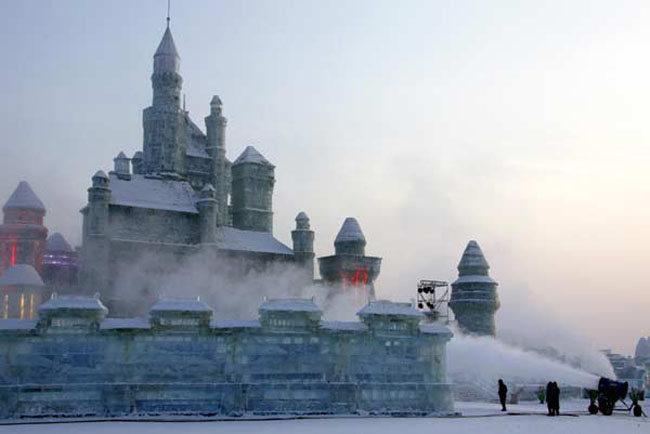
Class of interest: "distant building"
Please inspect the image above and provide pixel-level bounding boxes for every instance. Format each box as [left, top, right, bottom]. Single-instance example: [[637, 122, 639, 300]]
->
[[449, 240, 500, 336], [79, 24, 317, 314], [0, 264, 46, 319], [318, 218, 382, 300], [41, 233, 79, 290], [0, 181, 48, 275]]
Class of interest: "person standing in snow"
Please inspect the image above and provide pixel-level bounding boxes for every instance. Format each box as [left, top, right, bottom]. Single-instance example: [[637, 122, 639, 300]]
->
[[498, 379, 508, 411], [553, 382, 560, 415], [546, 382, 554, 415]]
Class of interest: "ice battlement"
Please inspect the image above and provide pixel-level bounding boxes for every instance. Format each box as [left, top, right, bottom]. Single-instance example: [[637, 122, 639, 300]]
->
[[0, 296, 454, 419]]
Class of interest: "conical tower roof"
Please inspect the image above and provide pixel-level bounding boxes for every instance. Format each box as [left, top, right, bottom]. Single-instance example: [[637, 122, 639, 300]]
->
[[0, 264, 44, 287], [457, 240, 490, 276], [3, 181, 45, 212], [46, 233, 74, 253], [335, 217, 366, 244], [154, 27, 180, 73], [233, 146, 274, 167]]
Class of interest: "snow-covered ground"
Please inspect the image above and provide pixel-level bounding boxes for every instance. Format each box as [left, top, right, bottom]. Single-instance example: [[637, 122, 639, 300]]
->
[[0, 400, 647, 434]]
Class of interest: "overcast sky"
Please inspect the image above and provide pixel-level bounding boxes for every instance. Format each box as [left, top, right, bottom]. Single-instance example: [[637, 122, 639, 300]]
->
[[0, 0, 649, 354]]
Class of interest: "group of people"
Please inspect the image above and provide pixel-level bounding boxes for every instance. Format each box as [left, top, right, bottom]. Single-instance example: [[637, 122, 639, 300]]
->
[[546, 381, 561, 416], [497, 379, 561, 415]]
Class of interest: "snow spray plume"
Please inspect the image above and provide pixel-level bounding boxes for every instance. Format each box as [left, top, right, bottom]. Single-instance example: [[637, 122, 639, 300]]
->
[[447, 331, 612, 389], [496, 287, 614, 377], [110, 247, 365, 320]]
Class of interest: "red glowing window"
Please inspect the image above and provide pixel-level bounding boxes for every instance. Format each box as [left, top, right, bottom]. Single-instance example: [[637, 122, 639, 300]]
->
[[10, 243, 16, 266]]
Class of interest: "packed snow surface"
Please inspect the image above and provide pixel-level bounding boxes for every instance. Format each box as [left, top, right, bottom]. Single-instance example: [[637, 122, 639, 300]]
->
[[0, 401, 646, 434]]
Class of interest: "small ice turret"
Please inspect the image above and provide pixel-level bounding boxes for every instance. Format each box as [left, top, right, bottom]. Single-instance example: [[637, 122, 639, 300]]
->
[[318, 217, 382, 300], [291, 212, 315, 279], [449, 240, 500, 336], [196, 184, 218, 244], [231, 146, 275, 233], [113, 152, 130, 178]]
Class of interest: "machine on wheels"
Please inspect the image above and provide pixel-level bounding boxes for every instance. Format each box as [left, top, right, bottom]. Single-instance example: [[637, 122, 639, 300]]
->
[[588, 377, 645, 417]]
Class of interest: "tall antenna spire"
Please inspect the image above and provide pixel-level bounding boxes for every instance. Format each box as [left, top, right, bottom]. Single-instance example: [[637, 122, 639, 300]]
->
[[166, 0, 171, 28]]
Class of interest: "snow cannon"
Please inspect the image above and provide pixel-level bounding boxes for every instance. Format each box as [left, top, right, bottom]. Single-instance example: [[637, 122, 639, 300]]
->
[[587, 377, 643, 416]]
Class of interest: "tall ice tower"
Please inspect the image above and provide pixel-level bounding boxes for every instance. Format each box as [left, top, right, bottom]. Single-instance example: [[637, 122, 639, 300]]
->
[[143, 23, 188, 175], [449, 240, 499, 336]]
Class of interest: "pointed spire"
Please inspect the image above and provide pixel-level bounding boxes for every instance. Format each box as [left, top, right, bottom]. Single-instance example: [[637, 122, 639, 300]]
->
[[335, 217, 365, 244], [154, 26, 180, 74], [3, 181, 45, 212], [457, 240, 490, 276], [334, 217, 366, 255]]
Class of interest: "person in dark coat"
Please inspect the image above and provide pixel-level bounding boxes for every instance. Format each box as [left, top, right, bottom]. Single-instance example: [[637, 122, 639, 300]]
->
[[545, 382, 552, 415], [498, 379, 508, 411], [553, 382, 560, 415]]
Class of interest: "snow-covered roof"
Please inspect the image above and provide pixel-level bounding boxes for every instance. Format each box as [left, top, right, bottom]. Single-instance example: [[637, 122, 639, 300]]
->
[[108, 173, 198, 214], [210, 319, 261, 329], [334, 217, 366, 244], [357, 300, 424, 318], [150, 298, 213, 313], [217, 227, 294, 255], [259, 298, 322, 313], [46, 233, 74, 253], [100, 317, 151, 330], [154, 27, 180, 73], [3, 181, 45, 212], [38, 295, 108, 313], [115, 151, 128, 160], [0, 319, 37, 330], [233, 146, 273, 167], [420, 322, 453, 336], [186, 141, 210, 159], [0, 264, 45, 287], [458, 240, 490, 272], [452, 275, 497, 285], [320, 321, 368, 332]]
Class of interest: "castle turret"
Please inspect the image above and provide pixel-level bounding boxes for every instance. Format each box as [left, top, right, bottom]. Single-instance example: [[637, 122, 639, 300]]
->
[[318, 217, 382, 301], [196, 184, 218, 244], [131, 151, 144, 175], [231, 146, 275, 233], [291, 212, 315, 279], [113, 152, 130, 179], [205, 95, 229, 225], [143, 25, 187, 175], [0, 181, 48, 275], [80, 171, 111, 296], [449, 240, 500, 336]]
